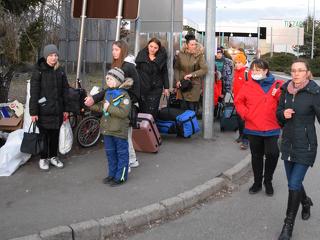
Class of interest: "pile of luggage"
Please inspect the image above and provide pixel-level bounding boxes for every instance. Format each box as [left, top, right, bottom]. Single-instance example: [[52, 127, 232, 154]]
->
[[131, 94, 200, 153]]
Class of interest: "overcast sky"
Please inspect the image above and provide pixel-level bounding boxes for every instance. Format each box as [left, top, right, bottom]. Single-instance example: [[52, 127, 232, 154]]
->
[[184, 0, 320, 26]]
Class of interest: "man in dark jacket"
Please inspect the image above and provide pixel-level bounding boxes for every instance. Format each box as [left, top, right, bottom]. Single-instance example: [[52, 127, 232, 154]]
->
[[29, 44, 69, 171]]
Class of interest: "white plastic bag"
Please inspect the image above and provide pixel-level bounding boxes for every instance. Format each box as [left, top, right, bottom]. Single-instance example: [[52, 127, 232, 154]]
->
[[59, 120, 73, 154], [0, 129, 31, 176]]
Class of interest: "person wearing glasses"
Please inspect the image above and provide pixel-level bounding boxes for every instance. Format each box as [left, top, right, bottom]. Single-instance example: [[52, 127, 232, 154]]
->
[[276, 59, 318, 240], [235, 59, 283, 196]]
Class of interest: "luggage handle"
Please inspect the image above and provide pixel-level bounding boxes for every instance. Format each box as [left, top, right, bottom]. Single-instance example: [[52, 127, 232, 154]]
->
[[137, 117, 161, 146]]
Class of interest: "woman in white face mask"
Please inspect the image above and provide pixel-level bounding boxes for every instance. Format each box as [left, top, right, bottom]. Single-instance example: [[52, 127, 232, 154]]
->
[[234, 59, 284, 196]]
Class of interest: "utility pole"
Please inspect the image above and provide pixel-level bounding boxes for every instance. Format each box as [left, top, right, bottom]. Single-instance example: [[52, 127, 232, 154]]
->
[[203, 0, 216, 139], [311, 0, 315, 59]]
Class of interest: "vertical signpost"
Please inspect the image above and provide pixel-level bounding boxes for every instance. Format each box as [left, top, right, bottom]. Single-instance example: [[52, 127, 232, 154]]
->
[[72, 0, 139, 86], [75, 0, 87, 87], [203, 0, 216, 139]]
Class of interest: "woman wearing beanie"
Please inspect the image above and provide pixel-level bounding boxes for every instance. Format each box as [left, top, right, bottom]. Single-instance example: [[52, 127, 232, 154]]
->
[[29, 44, 70, 171], [175, 33, 208, 112], [84, 40, 140, 171], [233, 52, 249, 150], [135, 37, 170, 119], [90, 67, 133, 186], [276, 59, 318, 240], [235, 59, 284, 196]]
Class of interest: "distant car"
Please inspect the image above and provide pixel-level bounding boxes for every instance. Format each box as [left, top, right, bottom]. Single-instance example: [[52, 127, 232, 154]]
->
[[245, 49, 256, 55]]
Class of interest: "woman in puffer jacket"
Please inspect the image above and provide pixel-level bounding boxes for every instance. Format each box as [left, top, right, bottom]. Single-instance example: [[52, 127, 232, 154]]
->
[[235, 59, 283, 196], [276, 59, 319, 240]]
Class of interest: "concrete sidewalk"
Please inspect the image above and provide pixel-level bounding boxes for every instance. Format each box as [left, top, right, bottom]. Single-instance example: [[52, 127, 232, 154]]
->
[[0, 123, 249, 240]]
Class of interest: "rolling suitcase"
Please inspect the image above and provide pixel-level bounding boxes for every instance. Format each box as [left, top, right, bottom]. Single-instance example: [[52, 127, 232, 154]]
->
[[132, 113, 162, 153]]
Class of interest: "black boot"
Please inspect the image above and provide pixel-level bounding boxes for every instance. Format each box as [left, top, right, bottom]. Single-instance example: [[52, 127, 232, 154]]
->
[[301, 186, 313, 220], [278, 190, 302, 240]]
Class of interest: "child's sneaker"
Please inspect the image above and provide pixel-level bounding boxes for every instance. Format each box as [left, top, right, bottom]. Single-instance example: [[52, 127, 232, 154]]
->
[[49, 157, 64, 168], [39, 159, 49, 171], [240, 140, 249, 150], [130, 160, 139, 168]]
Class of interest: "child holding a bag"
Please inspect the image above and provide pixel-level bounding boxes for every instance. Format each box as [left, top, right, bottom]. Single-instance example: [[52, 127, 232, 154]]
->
[[90, 68, 132, 186]]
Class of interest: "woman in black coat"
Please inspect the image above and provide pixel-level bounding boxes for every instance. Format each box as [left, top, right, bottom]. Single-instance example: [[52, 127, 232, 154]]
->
[[276, 59, 320, 240], [29, 44, 69, 171], [135, 38, 169, 119]]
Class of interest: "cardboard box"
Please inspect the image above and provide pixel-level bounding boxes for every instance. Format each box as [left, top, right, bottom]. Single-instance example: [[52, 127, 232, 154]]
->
[[0, 117, 23, 131]]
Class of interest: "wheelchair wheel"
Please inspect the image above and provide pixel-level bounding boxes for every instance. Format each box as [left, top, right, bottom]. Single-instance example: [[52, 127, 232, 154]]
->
[[76, 116, 100, 148]]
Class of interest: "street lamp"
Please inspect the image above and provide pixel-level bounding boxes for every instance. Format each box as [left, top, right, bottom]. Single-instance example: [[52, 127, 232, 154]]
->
[[311, 0, 315, 59]]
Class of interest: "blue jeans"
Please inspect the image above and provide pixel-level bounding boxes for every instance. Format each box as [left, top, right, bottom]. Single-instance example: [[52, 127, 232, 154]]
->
[[104, 135, 129, 182], [284, 160, 309, 191]]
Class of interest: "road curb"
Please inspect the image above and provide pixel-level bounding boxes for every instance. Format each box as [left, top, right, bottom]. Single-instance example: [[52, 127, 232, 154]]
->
[[8, 154, 251, 240]]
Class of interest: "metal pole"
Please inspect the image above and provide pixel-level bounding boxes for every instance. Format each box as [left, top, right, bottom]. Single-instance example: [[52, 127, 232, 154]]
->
[[311, 0, 315, 59], [203, 0, 216, 139], [297, 27, 300, 57], [307, 0, 310, 32], [257, 26, 260, 58], [134, 0, 141, 56], [115, 0, 124, 41], [270, 27, 273, 57], [167, 0, 175, 89], [76, 0, 87, 88]]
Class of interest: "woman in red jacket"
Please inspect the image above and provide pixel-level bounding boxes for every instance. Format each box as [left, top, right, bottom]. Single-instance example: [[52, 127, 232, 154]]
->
[[232, 52, 249, 150], [235, 59, 283, 196]]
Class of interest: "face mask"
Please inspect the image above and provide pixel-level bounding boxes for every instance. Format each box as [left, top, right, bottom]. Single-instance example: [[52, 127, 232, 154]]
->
[[251, 73, 264, 81]]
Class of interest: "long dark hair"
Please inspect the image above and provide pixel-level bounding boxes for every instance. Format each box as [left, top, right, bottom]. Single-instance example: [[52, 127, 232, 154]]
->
[[111, 40, 129, 68], [147, 37, 161, 54]]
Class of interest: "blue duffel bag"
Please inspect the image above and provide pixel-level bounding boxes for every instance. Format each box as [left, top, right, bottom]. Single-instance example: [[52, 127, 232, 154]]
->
[[176, 110, 200, 138], [156, 120, 177, 134]]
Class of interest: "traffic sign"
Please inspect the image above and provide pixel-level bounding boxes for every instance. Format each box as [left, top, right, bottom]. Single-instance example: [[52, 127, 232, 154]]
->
[[72, 0, 139, 20]]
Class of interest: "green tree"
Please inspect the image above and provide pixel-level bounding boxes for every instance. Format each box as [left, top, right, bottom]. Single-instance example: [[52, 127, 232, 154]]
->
[[19, 17, 44, 62], [0, 0, 44, 15], [299, 16, 320, 58]]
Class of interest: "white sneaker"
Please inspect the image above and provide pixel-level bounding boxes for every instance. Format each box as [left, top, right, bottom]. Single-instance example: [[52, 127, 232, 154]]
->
[[49, 157, 64, 168], [128, 166, 131, 173], [39, 159, 49, 171], [130, 160, 140, 168]]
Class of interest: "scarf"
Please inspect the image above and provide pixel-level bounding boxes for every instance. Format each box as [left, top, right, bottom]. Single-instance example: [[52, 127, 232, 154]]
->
[[287, 79, 310, 95]]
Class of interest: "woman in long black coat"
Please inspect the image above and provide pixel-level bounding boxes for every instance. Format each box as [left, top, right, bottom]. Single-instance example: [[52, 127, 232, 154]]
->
[[29, 44, 69, 171], [135, 37, 169, 119], [276, 59, 320, 240]]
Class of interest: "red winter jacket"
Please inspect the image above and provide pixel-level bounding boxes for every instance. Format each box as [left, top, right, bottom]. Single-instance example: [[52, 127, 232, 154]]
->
[[233, 67, 249, 99], [235, 76, 284, 132]]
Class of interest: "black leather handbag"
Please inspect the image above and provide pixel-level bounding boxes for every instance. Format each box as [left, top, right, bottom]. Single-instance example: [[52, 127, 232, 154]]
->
[[180, 79, 193, 92], [20, 122, 43, 155]]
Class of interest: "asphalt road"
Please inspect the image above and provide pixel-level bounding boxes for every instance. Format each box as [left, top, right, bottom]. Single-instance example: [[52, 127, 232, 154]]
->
[[127, 125, 320, 240]]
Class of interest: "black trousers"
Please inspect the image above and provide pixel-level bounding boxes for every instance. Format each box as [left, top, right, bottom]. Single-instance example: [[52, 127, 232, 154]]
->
[[140, 88, 163, 119], [39, 128, 60, 159], [247, 135, 279, 184]]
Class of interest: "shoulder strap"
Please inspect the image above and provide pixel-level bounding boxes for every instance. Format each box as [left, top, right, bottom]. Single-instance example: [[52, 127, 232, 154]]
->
[[244, 69, 249, 81]]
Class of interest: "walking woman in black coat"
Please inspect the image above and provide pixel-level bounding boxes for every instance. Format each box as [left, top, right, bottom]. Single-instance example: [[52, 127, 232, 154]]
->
[[29, 44, 69, 171], [276, 59, 320, 240], [135, 37, 169, 119]]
